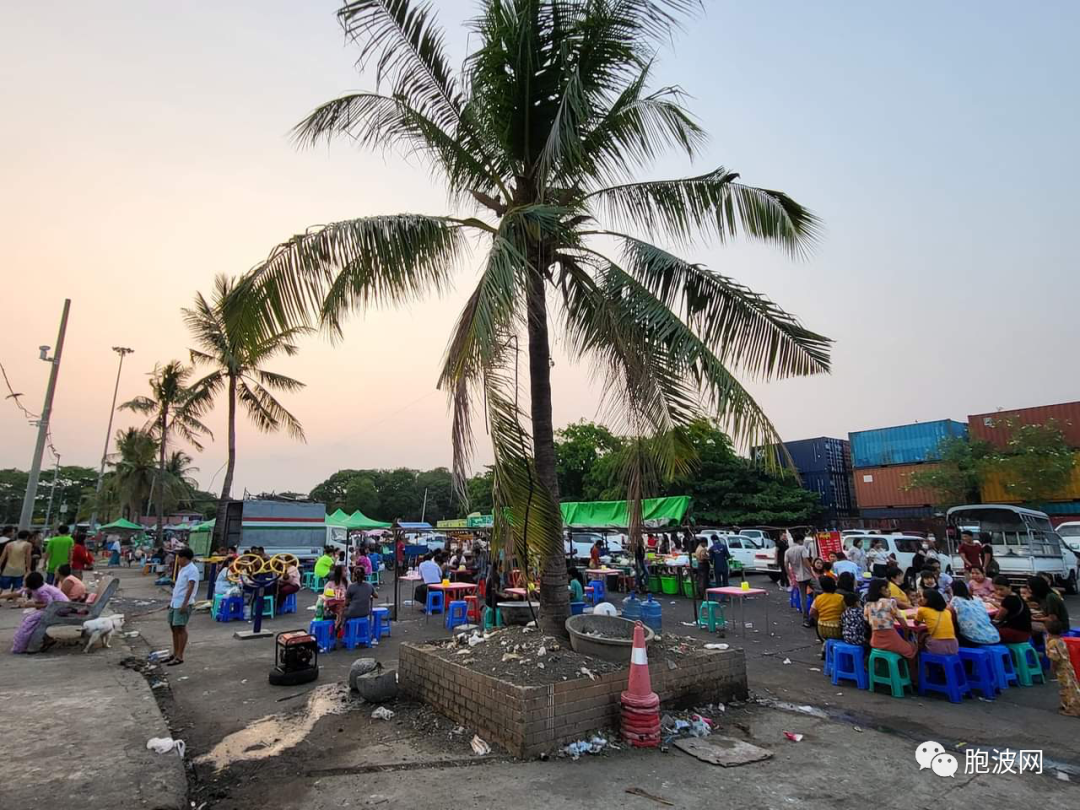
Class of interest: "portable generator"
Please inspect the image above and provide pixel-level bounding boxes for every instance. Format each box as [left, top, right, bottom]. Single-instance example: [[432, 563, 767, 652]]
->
[[269, 629, 319, 686]]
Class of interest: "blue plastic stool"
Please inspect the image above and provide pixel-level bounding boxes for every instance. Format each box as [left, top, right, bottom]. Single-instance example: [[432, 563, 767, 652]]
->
[[215, 594, 244, 622], [280, 592, 297, 615], [424, 590, 445, 617], [445, 600, 469, 630], [918, 653, 971, 703], [831, 642, 868, 689], [343, 617, 373, 650], [958, 648, 999, 699], [824, 639, 837, 677], [979, 644, 1019, 690], [570, 601, 585, 616], [1005, 642, 1046, 686], [371, 607, 391, 640], [308, 619, 336, 653], [212, 592, 227, 617], [588, 577, 607, 603], [368, 554, 382, 585]]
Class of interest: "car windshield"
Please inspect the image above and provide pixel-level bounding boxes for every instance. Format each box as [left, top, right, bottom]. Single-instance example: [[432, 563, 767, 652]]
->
[[1057, 525, 1080, 538]]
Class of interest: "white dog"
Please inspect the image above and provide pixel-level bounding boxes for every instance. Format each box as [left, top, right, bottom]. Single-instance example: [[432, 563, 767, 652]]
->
[[82, 614, 125, 653]]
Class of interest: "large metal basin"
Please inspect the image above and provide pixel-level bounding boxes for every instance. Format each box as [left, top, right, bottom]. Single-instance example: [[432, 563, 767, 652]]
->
[[496, 601, 541, 626], [565, 614, 654, 664]]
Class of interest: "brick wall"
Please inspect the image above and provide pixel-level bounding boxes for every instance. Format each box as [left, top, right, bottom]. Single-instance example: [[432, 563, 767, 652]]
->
[[399, 644, 747, 758]]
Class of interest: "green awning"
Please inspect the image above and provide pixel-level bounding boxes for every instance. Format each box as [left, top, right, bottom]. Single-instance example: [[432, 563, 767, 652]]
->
[[326, 509, 350, 526], [560, 496, 690, 528], [98, 518, 146, 532], [341, 510, 391, 530]]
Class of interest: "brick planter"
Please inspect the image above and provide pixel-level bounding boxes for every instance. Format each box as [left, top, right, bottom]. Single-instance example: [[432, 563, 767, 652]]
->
[[398, 643, 747, 758]]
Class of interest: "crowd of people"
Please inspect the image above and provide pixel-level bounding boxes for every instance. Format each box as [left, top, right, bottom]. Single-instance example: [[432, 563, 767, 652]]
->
[[783, 530, 1078, 717]]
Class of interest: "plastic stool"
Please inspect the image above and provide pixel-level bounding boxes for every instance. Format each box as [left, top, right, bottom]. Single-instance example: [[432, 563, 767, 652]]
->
[[1006, 642, 1045, 686], [212, 593, 227, 617], [831, 642, 868, 689], [483, 606, 504, 630], [424, 590, 445, 617], [311, 575, 326, 593], [570, 601, 585, 616], [958, 648, 999, 699], [697, 601, 725, 632], [589, 577, 607, 603], [824, 639, 837, 678], [343, 617, 372, 650], [215, 594, 244, 622], [868, 649, 913, 698], [464, 595, 481, 623], [308, 619, 336, 653], [371, 607, 391, 640], [445, 600, 469, 630], [301, 572, 315, 590], [280, 592, 298, 615], [584, 585, 597, 606], [248, 595, 274, 621], [918, 653, 971, 703], [979, 644, 1019, 690]]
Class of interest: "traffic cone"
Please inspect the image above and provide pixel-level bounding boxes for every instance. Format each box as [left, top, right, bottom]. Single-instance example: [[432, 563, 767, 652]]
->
[[621, 621, 660, 747]]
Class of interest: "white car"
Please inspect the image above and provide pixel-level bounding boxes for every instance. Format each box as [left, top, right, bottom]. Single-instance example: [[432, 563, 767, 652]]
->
[[843, 533, 922, 572], [696, 532, 780, 579], [1057, 521, 1080, 555]]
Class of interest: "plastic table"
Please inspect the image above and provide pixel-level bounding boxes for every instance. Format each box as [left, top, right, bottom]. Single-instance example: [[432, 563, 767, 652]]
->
[[505, 587, 529, 599], [399, 571, 422, 606], [707, 586, 770, 638], [428, 582, 478, 623]]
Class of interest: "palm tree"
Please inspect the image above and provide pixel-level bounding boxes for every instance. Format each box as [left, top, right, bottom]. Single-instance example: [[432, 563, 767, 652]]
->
[[184, 274, 309, 547], [161, 450, 201, 515], [106, 427, 158, 520], [121, 361, 212, 545], [245, 1, 831, 634]]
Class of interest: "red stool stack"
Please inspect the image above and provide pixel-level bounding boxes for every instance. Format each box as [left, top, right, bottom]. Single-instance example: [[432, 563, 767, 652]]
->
[[621, 621, 660, 748], [464, 595, 481, 624]]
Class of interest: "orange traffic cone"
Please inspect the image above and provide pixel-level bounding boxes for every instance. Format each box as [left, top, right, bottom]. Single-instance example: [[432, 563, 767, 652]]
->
[[621, 620, 659, 709]]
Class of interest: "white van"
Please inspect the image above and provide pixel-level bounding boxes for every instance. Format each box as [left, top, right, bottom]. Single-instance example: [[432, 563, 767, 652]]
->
[[1056, 521, 1080, 555], [842, 533, 922, 573]]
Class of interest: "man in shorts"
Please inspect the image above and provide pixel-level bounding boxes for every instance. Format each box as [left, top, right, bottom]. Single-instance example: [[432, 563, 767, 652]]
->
[[166, 547, 200, 666]]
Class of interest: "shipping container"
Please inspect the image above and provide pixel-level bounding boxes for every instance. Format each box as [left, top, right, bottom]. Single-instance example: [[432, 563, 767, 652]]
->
[[978, 452, 1080, 503], [853, 463, 942, 508], [849, 420, 967, 468], [1041, 501, 1080, 516], [859, 506, 935, 520], [753, 437, 851, 475], [968, 401, 1080, 450], [802, 470, 857, 516]]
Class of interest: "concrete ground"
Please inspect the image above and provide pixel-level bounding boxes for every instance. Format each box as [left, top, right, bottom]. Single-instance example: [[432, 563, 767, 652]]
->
[[4, 568, 1078, 810]]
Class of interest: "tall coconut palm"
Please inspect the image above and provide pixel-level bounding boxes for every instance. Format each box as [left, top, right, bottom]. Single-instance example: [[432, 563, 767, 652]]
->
[[107, 427, 158, 520], [184, 274, 309, 547], [244, 0, 831, 634], [161, 450, 201, 514], [121, 361, 212, 545]]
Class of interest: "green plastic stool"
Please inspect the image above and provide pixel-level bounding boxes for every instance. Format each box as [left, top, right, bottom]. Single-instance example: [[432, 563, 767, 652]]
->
[[311, 576, 327, 593], [648, 574, 661, 593], [249, 595, 274, 620], [697, 600, 726, 632], [301, 571, 315, 589], [212, 593, 227, 617], [482, 606, 504, 630], [1006, 642, 1046, 687], [868, 649, 913, 698]]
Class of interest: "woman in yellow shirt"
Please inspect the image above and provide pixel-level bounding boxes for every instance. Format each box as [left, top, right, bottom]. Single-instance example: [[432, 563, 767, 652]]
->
[[810, 576, 845, 641], [916, 589, 958, 655], [886, 567, 913, 609]]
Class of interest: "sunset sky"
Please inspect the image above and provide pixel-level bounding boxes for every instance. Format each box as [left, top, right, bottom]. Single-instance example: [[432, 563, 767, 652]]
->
[[2, 1, 1077, 501]]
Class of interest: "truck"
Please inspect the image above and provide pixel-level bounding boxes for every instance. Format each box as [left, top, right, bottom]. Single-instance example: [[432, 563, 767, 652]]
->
[[188, 500, 344, 561], [946, 504, 1079, 594]]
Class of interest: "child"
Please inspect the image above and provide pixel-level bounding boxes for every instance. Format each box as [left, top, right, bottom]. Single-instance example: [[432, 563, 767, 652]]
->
[[841, 590, 869, 650], [1045, 619, 1080, 717], [917, 571, 939, 599]]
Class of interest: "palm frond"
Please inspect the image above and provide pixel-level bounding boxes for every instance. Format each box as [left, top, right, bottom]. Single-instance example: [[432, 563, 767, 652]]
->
[[119, 395, 157, 416], [251, 369, 306, 394], [618, 237, 831, 379], [238, 380, 307, 441], [587, 168, 821, 257]]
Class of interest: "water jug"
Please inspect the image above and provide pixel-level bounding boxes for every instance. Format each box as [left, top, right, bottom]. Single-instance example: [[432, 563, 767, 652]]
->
[[621, 592, 641, 621], [640, 593, 662, 635]]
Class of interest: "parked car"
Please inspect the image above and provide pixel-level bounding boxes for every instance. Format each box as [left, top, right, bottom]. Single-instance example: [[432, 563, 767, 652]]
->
[[842, 533, 922, 572], [1056, 521, 1080, 555], [565, 532, 610, 563], [696, 532, 779, 579]]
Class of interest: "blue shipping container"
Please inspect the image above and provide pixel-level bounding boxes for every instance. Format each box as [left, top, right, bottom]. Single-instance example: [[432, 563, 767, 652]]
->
[[802, 470, 856, 516], [753, 437, 851, 474], [859, 506, 934, 520], [849, 420, 967, 469]]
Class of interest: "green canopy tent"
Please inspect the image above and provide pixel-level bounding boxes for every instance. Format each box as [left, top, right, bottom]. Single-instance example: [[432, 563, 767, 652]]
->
[[326, 509, 350, 526], [560, 496, 690, 528], [341, 510, 391, 530], [98, 518, 147, 532]]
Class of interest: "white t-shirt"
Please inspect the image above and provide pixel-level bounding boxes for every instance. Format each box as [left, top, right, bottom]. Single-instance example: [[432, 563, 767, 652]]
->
[[171, 562, 201, 608], [418, 559, 442, 584]]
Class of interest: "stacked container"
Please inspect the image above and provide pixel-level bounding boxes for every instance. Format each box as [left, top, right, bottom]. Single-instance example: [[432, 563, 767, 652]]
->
[[753, 437, 856, 524], [848, 420, 967, 520]]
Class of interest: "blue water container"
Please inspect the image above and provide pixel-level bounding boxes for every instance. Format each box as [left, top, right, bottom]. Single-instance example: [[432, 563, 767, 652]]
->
[[639, 594, 662, 635], [621, 592, 641, 621]]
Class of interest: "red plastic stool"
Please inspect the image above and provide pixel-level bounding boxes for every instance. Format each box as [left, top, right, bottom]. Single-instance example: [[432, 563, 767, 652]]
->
[[464, 595, 481, 623]]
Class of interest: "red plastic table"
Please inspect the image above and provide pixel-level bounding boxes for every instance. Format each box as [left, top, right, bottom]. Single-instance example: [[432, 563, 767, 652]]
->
[[505, 587, 529, 599], [707, 586, 770, 638]]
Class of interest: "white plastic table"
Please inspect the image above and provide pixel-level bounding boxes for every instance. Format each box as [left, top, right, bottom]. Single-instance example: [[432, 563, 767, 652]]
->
[[707, 586, 769, 638]]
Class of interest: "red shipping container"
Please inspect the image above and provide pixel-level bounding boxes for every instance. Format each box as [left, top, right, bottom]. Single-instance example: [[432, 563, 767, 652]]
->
[[968, 401, 1080, 450], [853, 464, 942, 508]]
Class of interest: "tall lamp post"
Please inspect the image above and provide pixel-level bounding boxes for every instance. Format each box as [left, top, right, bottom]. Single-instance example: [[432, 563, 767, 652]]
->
[[89, 346, 134, 529]]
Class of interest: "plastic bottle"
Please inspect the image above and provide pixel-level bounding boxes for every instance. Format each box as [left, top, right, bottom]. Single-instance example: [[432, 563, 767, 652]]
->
[[315, 597, 324, 621], [640, 593, 662, 635], [621, 591, 641, 621]]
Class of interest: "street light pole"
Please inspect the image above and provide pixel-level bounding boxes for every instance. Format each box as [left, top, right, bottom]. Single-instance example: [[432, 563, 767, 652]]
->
[[19, 299, 71, 531], [44, 453, 61, 528], [89, 346, 134, 529]]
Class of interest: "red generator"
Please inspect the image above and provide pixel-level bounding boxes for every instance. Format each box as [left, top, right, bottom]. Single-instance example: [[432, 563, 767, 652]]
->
[[269, 630, 320, 686]]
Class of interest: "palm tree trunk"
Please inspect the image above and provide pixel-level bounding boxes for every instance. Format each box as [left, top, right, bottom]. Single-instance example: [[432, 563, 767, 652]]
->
[[214, 374, 238, 550], [156, 408, 167, 548], [526, 261, 569, 636]]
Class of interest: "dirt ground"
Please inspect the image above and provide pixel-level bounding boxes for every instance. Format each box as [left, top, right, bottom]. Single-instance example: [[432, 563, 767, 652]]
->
[[98, 569, 1080, 809]]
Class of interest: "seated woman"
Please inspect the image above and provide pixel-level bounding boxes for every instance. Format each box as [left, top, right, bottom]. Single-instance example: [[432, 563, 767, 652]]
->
[[5, 571, 69, 654], [276, 559, 301, 611], [323, 565, 349, 625], [567, 566, 584, 603], [1027, 575, 1070, 637], [992, 576, 1032, 644], [56, 564, 87, 602], [810, 575, 845, 643], [949, 580, 1000, 647], [835, 571, 857, 597], [864, 578, 919, 679], [916, 589, 958, 656], [339, 569, 378, 633], [966, 566, 996, 603], [885, 566, 913, 609], [353, 551, 373, 581]]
